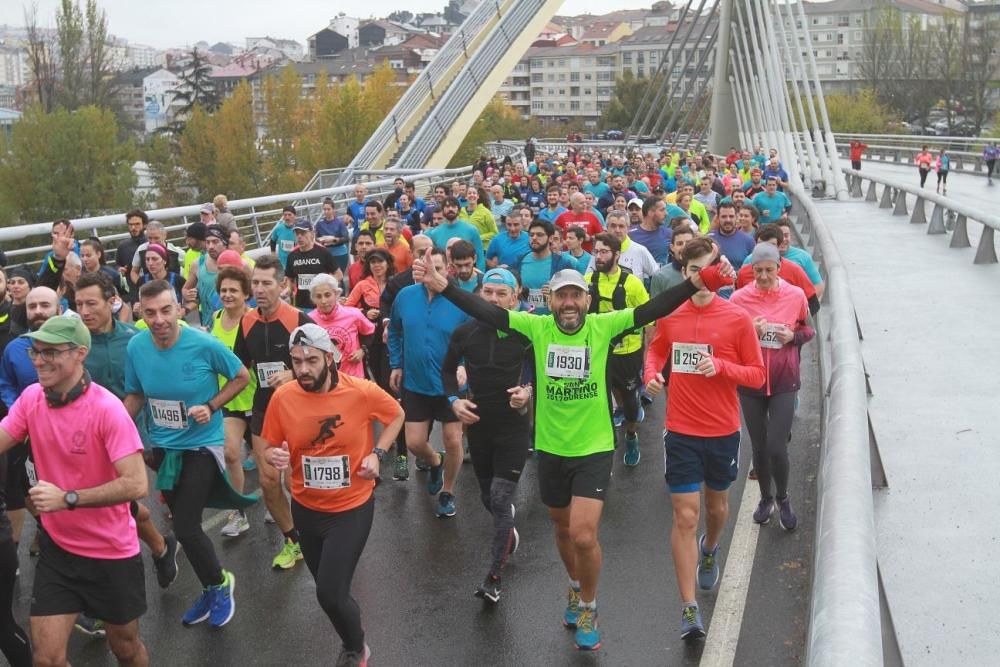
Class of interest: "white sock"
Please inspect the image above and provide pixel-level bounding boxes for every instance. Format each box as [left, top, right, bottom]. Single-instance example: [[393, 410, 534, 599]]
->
[[580, 598, 596, 610], [569, 579, 581, 590]]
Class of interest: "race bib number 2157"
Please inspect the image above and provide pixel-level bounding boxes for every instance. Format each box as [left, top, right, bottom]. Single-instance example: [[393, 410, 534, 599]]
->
[[671, 343, 712, 374]]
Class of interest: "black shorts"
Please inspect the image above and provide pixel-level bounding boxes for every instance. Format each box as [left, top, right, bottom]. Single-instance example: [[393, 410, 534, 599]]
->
[[608, 349, 643, 393], [536, 450, 613, 508], [402, 390, 458, 424], [31, 531, 147, 625], [223, 408, 251, 423], [664, 431, 741, 494], [468, 414, 531, 483], [4, 444, 29, 511], [250, 409, 266, 437]]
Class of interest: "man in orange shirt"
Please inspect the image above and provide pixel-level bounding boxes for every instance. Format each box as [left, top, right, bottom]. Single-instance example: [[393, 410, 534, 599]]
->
[[378, 219, 412, 274], [263, 323, 403, 666]]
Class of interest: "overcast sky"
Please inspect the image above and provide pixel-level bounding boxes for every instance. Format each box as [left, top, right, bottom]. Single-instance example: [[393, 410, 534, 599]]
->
[[0, 0, 658, 49]]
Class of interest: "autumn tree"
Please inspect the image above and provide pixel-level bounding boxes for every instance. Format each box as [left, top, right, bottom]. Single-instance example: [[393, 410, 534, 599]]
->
[[260, 65, 307, 192], [449, 96, 542, 167]]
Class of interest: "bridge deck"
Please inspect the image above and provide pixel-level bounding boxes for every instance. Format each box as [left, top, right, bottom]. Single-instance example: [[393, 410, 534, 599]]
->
[[814, 169, 1000, 665]]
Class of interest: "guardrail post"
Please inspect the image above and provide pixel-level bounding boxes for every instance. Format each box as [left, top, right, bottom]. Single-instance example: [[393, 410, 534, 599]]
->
[[878, 185, 893, 209], [892, 190, 908, 216], [974, 226, 998, 264], [950, 214, 970, 246], [975, 157, 982, 172], [894, 149, 900, 163], [910, 197, 927, 225], [865, 180, 878, 202], [927, 204, 947, 235], [850, 175, 862, 198]]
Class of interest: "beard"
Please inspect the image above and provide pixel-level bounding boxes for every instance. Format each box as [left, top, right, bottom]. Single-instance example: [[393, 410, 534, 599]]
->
[[555, 306, 584, 332], [595, 257, 615, 273], [295, 362, 330, 393]]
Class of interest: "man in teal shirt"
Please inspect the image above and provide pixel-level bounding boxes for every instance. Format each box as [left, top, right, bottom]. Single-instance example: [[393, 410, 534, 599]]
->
[[426, 197, 485, 271]]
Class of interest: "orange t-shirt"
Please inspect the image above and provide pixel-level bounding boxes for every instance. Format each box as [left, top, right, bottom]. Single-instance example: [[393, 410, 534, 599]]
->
[[379, 241, 413, 274], [261, 373, 402, 513]]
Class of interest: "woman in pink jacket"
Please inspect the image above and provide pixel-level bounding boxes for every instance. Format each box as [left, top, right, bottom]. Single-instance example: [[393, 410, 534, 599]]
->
[[730, 243, 815, 531]]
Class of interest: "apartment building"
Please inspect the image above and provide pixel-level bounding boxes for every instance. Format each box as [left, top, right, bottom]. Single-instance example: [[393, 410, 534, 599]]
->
[[527, 43, 620, 123]]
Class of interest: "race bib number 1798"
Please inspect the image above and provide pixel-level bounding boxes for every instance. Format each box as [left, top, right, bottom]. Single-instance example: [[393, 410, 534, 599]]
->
[[302, 455, 351, 490]]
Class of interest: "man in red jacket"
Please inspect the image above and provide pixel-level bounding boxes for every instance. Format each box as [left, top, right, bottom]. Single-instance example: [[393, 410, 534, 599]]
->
[[849, 140, 868, 171], [644, 237, 766, 642]]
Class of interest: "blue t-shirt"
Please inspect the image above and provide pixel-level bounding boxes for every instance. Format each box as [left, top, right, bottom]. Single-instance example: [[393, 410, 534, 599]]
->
[[269, 223, 297, 267], [628, 225, 673, 265], [538, 206, 567, 224], [583, 182, 610, 201], [752, 191, 792, 224], [486, 232, 531, 270], [125, 328, 244, 450], [346, 201, 368, 235], [520, 254, 554, 314], [709, 229, 756, 269], [426, 220, 485, 271], [566, 250, 592, 275], [315, 218, 350, 257]]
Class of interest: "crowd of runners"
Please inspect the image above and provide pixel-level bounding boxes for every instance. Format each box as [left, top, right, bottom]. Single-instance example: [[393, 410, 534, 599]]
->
[[0, 144, 826, 665]]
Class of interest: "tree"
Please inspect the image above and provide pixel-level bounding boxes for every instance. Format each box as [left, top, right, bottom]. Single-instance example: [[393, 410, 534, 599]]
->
[[84, 0, 115, 109], [600, 70, 670, 132], [820, 89, 897, 134], [387, 11, 414, 24], [140, 134, 188, 209], [860, 4, 898, 100], [260, 65, 307, 192], [960, 14, 1000, 134], [935, 16, 964, 134], [56, 0, 86, 110], [172, 48, 220, 130], [448, 96, 541, 167], [0, 106, 135, 223], [23, 5, 58, 112]]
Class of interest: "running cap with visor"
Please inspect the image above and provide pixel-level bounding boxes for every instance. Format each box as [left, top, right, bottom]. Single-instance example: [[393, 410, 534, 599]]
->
[[289, 323, 342, 362], [482, 268, 517, 290], [549, 269, 588, 293], [23, 315, 91, 349]]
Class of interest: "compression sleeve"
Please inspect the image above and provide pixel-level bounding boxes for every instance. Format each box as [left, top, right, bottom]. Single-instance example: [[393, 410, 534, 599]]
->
[[440, 281, 512, 333]]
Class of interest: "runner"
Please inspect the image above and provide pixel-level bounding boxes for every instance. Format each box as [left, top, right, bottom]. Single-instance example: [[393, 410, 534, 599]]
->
[[643, 237, 765, 641], [182, 226, 227, 327], [752, 177, 792, 225], [125, 280, 253, 628], [849, 140, 868, 171], [915, 145, 934, 189], [597, 212, 658, 284], [307, 274, 375, 380], [730, 244, 815, 529], [708, 202, 755, 269], [232, 255, 312, 569], [935, 149, 951, 195], [553, 193, 602, 253], [649, 221, 697, 297], [486, 206, 531, 270], [425, 197, 486, 271], [519, 220, 577, 315], [1, 315, 150, 665], [984, 141, 998, 186], [736, 224, 820, 316], [268, 207, 298, 269], [263, 324, 403, 667], [416, 246, 734, 651], [209, 266, 259, 539], [284, 219, 339, 311], [441, 268, 532, 602]]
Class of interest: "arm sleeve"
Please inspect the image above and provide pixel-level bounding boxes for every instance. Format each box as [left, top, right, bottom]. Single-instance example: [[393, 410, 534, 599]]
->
[[631, 279, 697, 329], [344, 283, 364, 308], [440, 327, 465, 398], [259, 396, 284, 446], [801, 256, 823, 285], [388, 298, 404, 369], [100, 402, 144, 462], [486, 238, 499, 261], [439, 281, 511, 332], [367, 380, 404, 425], [355, 311, 376, 336], [0, 349, 19, 409], [124, 340, 142, 395], [233, 320, 251, 368], [0, 385, 30, 440], [37, 255, 64, 290]]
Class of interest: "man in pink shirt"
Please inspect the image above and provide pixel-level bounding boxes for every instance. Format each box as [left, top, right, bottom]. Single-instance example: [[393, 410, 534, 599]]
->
[[0, 316, 150, 666], [306, 274, 375, 378]]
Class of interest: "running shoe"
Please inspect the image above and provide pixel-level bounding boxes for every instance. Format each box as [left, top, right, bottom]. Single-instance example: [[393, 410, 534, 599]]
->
[[697, 534, 720, 591], [636, 405, 645, 423], [153, 535, 181, 589], [574, 607, 601, 650], [272, 539, 303, 570], [392, 455, 409, 481], [208, 570, 236, 627], [563, 586, 582, 627], [242, 457, 257, 471], [335, 644, 371, 667], [680, 604, 706, 640], [475, 574, 502, 603], [427, 452, 445, 496], [415, 459, 431, 472], [182, 588, 213, 626], [748, 468, 758, 480], [612, 407, 624, 428], [777, 496, 798, 531], [640, 388, 653, 406], [264, 509, 276, 524], [221, 510, 250, 537], [753, 497, 775, 525], [73, 615, 106, 637], [623, 433, 640, 466], [435, 492, 456, 518]]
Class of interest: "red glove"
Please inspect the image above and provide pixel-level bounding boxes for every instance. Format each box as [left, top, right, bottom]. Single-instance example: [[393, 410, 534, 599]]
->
[[699, 263, 734, 293]]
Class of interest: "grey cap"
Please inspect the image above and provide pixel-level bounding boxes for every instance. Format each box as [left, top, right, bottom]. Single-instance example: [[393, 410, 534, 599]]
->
[[289, 323, 342, 362], [750, 242, 781, 266], [549, 269, 588, 293]]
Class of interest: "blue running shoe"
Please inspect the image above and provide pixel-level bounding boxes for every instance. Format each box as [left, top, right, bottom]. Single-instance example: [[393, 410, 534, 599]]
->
[[612, 407, 624, 428], [242, 457, 256, 471], [698, 534, 720, 591], [574, 607, 601, 650], [636, 405, 645, 423], [427, 452, 444, 496], [435, 491, 456, 518], [182, 588, 213, 626], [562, 586, 582, 627], [208, 570, 235, 627], [680, 604, 706, 640], [623, 433, 640, 466]]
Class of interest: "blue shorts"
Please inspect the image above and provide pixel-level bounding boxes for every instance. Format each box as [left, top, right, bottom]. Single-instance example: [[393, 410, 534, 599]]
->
[[664, 431, 741, 494]]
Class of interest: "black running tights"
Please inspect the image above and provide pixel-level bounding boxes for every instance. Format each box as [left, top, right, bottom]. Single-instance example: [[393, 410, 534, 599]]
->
[[0, 530, 30, 667], [158, 449, 224, 588], [739, 392, 796, 500]]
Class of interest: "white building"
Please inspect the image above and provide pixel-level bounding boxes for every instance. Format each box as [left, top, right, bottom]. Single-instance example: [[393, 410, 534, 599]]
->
[[246, 37, 304, 62], [143, 68, 183, 134], [128, 43, 159, 69], [0, 45, 28, 87], [527, 43, 620, 125], [328, 15, 360, 49]]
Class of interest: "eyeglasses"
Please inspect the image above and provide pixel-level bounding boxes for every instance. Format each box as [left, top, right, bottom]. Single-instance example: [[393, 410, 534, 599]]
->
[[27, 346, 77, 361]]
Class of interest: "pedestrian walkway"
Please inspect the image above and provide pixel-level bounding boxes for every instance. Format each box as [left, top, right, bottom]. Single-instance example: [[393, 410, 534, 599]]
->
[[815, 193, 1000, 666], [860, 161, 999, 220]]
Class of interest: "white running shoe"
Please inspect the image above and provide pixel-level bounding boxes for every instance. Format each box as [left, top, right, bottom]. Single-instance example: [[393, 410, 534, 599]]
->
[[221, 511, 250, 537]]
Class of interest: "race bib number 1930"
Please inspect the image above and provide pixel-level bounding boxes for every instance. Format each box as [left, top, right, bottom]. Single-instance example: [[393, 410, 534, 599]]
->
[[302, 455, 351, 490], [545, 344, 591, 379], [671, 343, 712, 374], [760, 324, 784, 350]]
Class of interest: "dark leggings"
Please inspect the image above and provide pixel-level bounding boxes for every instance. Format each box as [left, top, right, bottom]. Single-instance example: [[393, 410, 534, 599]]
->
[[919, 167, 930, 187], [937, 171, 948, 185], [739, 392, 796, 500], [157, 449, 224, 588], [469, 417, 530, 577], [292, 498, 373, 654], [988, 160, 996, 179], [0, 529, 30, 666]]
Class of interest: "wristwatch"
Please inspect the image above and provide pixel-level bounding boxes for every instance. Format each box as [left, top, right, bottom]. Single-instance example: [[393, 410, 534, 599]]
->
[[372, 448, 387, 463], [64, 490, 80, 510]]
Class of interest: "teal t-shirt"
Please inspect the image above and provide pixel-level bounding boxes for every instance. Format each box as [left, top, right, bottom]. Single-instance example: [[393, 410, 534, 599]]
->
[[125, 327, 244, 449], [519, 254, 553, 314], [751, 191, 791, 224], [269, 223, 297, 267], [508, 308, 635, 457]]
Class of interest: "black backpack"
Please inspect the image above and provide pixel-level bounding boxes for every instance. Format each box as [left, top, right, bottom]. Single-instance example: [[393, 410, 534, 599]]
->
[[588, 266, 631, 313]]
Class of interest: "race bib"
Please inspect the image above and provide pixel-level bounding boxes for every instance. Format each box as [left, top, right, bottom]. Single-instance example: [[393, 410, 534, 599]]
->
[[526, 288, 546, 308], [302, 455, 351, 490], [280, 240, 294, 252], [149, 398, 188, 430], [25, 459, 37, 488], [671, 343, 712, 374], [297, 274, 316, 290], [545, 344, 591, 379], [257, 361, 286, 386], [760, 324, 784, 350]]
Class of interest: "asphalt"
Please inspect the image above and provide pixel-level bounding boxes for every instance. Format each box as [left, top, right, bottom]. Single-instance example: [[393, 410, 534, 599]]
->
[[11, 343, 821, 667]]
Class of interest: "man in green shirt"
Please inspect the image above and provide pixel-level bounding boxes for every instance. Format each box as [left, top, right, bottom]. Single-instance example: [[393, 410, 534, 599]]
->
[[416, 248, 732, 652]]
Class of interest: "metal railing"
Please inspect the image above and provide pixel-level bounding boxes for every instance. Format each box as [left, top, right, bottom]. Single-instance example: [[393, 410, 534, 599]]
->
[[788, 181, 883, 667], [833, 136, 997, 175], [843, 167, 999, 264]]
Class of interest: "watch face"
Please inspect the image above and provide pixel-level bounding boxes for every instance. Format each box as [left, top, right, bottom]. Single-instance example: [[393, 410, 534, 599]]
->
[[66, 491, 79, 506]]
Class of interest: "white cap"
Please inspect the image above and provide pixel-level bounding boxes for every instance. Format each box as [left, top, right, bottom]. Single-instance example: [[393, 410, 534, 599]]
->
[[549, 269, 588, 293], [289, 323, 342, 362]]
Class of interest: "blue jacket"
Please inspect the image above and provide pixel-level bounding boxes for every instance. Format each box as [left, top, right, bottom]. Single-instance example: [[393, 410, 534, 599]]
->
[[388, 283, 470, 397], [0, 337, 36, 408]]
